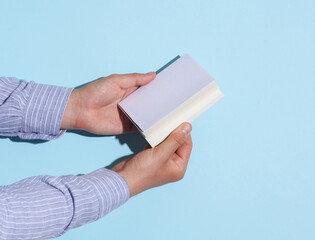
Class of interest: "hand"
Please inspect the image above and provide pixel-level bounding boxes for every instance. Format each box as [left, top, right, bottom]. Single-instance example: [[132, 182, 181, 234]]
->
[[112, 123, 193, 197], [61, 72, 156, 134]]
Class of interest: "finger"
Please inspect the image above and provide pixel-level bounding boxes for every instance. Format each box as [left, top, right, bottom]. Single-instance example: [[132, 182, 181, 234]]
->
[[119, 86, 139, 103], [155, 122, 192, 160], [176, 135, 192, 163], [115, 72, 156, 89]]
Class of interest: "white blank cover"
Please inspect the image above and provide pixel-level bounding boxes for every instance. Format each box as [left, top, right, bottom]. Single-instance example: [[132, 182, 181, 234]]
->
[[119, 54, 215, 131]]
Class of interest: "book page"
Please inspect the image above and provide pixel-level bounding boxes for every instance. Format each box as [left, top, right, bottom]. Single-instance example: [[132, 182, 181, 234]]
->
[[143, 81, 223, 147]]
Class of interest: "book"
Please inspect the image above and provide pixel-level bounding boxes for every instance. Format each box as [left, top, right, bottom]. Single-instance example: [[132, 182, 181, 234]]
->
[[118, 54, 224, 147]]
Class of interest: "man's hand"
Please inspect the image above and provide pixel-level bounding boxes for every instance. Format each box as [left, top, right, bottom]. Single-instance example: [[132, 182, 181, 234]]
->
[[112, 123, 193, 197], [61, 72, 156, 134]]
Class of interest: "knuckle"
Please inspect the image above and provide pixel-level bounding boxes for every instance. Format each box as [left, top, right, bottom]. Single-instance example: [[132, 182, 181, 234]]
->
[[171, 169, 186, 182], [131, 73, 140, 78], [173, 132, 185, 145], [109, 74, 118, 79]]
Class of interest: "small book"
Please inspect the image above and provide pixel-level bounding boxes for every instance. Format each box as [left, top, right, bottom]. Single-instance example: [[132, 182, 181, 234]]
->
[[119, 54, 224, 147]]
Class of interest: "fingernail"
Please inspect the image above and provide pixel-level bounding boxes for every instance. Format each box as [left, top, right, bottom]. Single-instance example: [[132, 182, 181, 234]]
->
[[146, 71, 155, 75], [181, 123, 191, 136]]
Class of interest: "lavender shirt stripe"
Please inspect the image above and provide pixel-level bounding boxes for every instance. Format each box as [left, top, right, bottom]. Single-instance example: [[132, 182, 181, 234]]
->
[[0, 77, 130, 239]]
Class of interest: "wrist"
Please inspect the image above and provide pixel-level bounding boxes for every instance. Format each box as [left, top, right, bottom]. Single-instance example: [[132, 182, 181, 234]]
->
[[112, 162, 144, 197], [60, 89, 81, 130]]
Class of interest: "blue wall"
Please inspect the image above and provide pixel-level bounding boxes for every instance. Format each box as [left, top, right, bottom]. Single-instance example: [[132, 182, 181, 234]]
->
[[1, 1, 314, 239]]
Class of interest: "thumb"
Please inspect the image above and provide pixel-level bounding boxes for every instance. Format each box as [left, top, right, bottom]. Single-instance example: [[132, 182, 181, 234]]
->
[[156, 123, 192, 160], [116, 72, 156, 89]]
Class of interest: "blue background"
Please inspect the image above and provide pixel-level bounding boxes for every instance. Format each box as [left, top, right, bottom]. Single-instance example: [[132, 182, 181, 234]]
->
[[1, 0, 314, 239]]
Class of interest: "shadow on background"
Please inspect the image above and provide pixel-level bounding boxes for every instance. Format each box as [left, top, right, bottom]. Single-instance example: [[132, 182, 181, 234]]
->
[[67, 130, 146, 169], [0, 135, 47, 144], [66, 129, 147, 169], [66, 129, 146, 153], [115, 132, 146, 153], [1, 130, 146, 170], [106, 132, 146, 169], [66, 129, 108, 138]]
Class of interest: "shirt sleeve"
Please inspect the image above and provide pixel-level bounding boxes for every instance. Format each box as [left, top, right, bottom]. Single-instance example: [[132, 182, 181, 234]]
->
[[0, 76, 73, 140], [0, 168, 130, 240]]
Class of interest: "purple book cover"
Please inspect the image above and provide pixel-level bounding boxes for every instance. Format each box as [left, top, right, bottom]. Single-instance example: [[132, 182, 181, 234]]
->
[[119, 54, 215, 131]]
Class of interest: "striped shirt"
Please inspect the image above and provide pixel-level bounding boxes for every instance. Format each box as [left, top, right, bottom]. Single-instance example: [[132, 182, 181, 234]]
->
[[0, 77, 130, 239]]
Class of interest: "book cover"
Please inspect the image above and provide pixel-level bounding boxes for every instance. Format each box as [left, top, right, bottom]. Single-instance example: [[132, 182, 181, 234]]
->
[[119, 54, 223, 147]]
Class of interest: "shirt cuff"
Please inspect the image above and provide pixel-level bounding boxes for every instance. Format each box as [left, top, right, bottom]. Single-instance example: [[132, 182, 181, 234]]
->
[[19, 82, 73, 140], [81, 168, 130, 219]]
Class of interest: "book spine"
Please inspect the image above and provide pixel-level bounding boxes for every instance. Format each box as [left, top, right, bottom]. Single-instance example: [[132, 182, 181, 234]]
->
[[143, 82, 224, 147]]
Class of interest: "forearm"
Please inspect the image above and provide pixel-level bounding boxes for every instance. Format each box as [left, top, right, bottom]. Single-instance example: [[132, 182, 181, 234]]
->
[[0, 168, 129, 240], [0, 77, 72, 140]]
